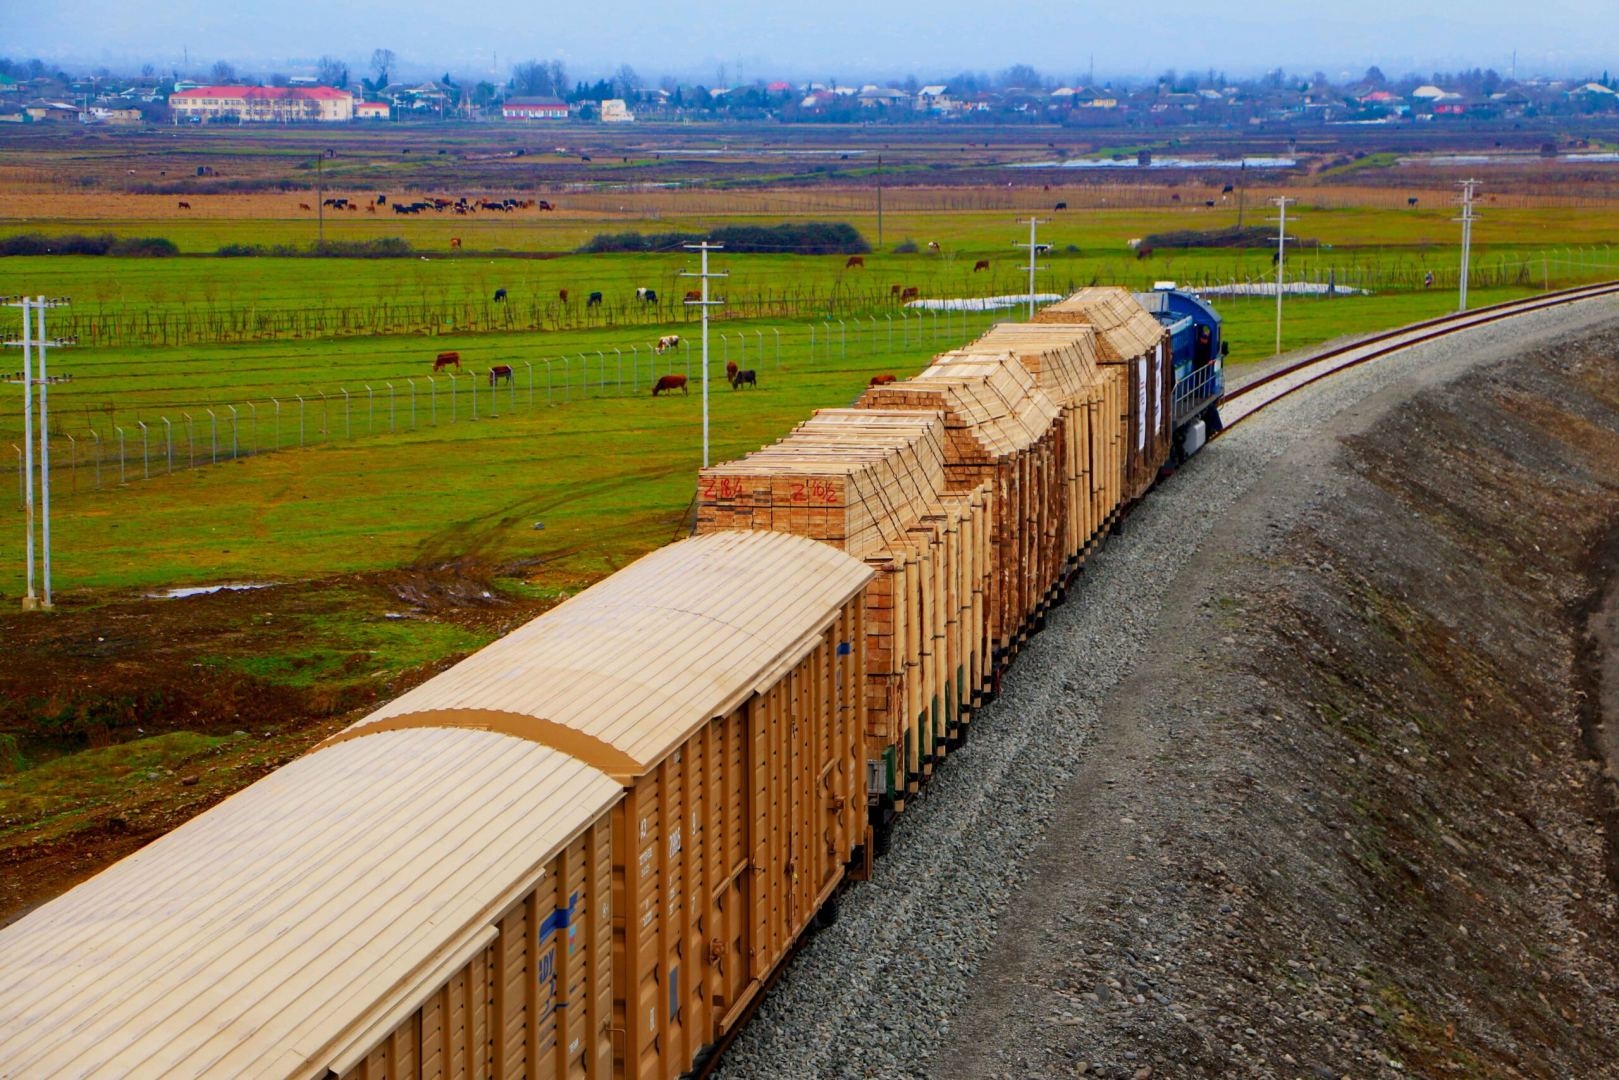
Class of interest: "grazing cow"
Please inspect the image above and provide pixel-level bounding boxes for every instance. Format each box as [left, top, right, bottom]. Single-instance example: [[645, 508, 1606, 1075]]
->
[[493, 288, 507, 302], [1170, 193, 1181, 203], [656, 334, 680, 354], [869, 373, 896, 386], [684, 290, 702, 302], [537, 200, 554, 211], [890, 284, 902, 295], [366, 204, 376, 213], [639, 288, 657, 303], [489, 364, 514, 386], [973, 259, 990, 272], [434, 351, 461, 372], [377, 194, 388, 205], [177, 201, 191, 209], [1126, 238, 1143, 250], [1136, 246, 1153, 260], [653, 374, 688, 396], [725, 360, 738, 381], [299, 203, 312, 211], [1054, 201, 1067, 210], [900, 286, 920, 301], [1408, 197, 1420, 207], [926, 241, 941, 252], [1221, 184, 1235, 194], [845, 255, 865, 269], [730, 369, 757, 390], [1204, 200, 1216, 208], [558, 288, 569, 302], [450, 237, 462, 250], [587, 291, 603, 307]]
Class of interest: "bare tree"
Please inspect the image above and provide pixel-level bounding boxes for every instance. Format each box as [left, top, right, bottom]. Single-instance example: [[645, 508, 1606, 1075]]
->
[[613, 64, 639, 98], [210, 60, 237, 84], [370, 48, 396, 89], [510, 59, 567, 97], [316, 56, 349, 88]]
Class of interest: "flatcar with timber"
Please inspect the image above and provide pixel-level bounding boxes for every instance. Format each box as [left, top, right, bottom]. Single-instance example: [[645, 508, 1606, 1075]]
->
[[0, 286, 1218, 1080]]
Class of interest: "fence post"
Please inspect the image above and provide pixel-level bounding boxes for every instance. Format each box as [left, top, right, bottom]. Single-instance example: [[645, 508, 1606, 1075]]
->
[[629, 345, 639, 390], [207, 408, 217, 464], [614, 348, 622, 394], [471, 370, 479, 421], [384, 384, 393, 433], [597, 351, 606, 391], [340, 389, 350, 438], [11, 444, 19, 508], [182, 413, 193, 467], [407, 380, 416, 428], [161, 417, 172, 473], [838, 319, 846, 359], [560, 357, 569, 403], [115, 426, 125, 484], [138, 421, 149, 479], [64, 432, 75, 493], [366, 385, 374, 434], [295, 396, 304, 447], [524, 362, 532, 408], [228, 405, 238, 458], [543, 359, 553, 404], [773, 328, 780, 367], [89, 428, 100, 489], [450, 372, 458, 421]]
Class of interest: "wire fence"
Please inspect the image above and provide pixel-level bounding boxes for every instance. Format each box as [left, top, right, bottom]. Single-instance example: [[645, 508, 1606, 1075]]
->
[[8, 305, 1008, 505]]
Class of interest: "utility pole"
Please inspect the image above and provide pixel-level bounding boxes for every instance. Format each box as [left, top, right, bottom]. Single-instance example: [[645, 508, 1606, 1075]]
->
[[876, 154, 883, 250], [681, 243, 727, 467], [3, 295, 73, 610], [1014, 216, 1050, 319], [316, 152, 324, 246], [1455, 178, 1480, 312], [1271, 197, 1295, 356], [1236, 158, 1247, 229]]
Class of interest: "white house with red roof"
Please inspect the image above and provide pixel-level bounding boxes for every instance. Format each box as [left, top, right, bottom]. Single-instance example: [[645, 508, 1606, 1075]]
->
[[168, 85, 354, 123]]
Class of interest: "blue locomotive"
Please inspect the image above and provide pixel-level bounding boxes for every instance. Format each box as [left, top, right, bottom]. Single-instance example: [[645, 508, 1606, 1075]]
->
[[1135, 282, 1226, 464]]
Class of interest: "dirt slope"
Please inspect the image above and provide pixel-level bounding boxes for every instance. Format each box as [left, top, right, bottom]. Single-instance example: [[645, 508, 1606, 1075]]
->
[[941, 327, 1619, 1078]]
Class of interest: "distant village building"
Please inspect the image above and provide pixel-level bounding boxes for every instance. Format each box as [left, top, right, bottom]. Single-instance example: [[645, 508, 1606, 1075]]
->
[[84, 106, 142, 125], [501, 96, 569, 120], [600, 98, 634, 122], [355, 101, 391, 120], [168, 86, 354, 123]]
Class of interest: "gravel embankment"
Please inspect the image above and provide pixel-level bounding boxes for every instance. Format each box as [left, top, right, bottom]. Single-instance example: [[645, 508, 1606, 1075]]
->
[[716, 298, 1619, 1080]]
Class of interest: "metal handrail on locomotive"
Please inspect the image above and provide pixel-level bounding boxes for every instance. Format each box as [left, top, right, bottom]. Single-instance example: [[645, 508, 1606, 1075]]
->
[[1136, 282, 1227, 463]]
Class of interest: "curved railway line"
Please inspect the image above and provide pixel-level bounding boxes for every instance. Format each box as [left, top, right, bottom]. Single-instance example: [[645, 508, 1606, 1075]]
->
[[1220, 280, 1619, 427]]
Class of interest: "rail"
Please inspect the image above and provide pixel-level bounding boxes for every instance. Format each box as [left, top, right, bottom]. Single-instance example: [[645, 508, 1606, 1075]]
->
[[1219, 281, 1619, 429]]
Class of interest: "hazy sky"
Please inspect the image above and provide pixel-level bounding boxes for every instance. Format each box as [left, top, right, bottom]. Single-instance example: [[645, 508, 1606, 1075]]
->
[[8, 0, 1617, 84]]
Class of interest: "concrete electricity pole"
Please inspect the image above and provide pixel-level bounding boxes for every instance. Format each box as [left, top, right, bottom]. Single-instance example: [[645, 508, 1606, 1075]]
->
[[1014, 217, 1050, 319], [1455, 178, 1480, 312], [681, 243, 728, 467], [4, 295, 73, 610], [1270, 197, 1296, 356]]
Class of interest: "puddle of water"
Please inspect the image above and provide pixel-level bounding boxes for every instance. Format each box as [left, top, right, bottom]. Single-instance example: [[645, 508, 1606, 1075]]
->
[[146, 582, 278, 600], [906, 294, 1065, 311]]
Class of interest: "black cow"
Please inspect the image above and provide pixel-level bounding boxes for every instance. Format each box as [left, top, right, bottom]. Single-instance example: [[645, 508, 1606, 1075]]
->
[[493, 288, 508, 302], [587, 291, 603, 307], [1054, 201, 1067, 210], [1221, 184, 1235, 194], [730, 369, 757, 390]]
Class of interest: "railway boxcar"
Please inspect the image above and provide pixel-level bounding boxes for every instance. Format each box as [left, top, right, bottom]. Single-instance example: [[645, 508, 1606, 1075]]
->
[[1033, 287, 1172, 500], [330, 530, 871, 1080], [0, 729, 624, 1080]]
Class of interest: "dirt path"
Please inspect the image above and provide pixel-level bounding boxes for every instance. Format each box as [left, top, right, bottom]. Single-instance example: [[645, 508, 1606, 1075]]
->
[[938, 305, 1619, 1079]]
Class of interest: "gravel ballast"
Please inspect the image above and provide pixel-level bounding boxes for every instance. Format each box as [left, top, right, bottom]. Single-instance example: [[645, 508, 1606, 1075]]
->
[[715, 298, 1619, 1080]]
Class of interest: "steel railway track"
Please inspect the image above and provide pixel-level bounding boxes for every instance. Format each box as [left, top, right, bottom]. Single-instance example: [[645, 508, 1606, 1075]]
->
[[1219, 281, 1619, 428]]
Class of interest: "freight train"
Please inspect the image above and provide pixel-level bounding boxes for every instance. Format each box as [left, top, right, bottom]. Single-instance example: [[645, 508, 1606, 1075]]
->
[[0, 286, 1224, 1080]]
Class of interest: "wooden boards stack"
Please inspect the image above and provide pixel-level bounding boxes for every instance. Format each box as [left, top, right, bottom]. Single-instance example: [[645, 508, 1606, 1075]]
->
[[1031, 286, 1172, 499], [956, 323, 1124, 567], [858, 351, 1067, 664], [697, 412, 991, 809]]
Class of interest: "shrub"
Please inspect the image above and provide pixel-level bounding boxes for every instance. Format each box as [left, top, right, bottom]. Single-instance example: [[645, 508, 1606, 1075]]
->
[[108, 237, 179, 257], [0, 233, 178, 257], [579, 222, 869, 256], [892, 239, 919, 254]]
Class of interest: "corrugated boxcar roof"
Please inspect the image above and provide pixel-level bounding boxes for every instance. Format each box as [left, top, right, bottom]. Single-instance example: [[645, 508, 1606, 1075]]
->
[[0, 729, 620, 1080], [966, 323, 1103, 406], [866, 351, 1062, 458], [341, 530, 872, 776], [1031, 287, 1165, 362]]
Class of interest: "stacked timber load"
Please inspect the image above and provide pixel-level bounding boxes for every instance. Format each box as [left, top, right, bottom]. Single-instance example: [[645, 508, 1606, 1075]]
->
[[955, 322, 1124, 568], [696, 411, 992, 812], [857, 351, 1067, 667], [1032, 286, 1172, 500]]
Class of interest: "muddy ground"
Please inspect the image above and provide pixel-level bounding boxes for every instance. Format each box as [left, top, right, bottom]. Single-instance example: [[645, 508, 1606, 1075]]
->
[[940, 326, 1619, 1077]]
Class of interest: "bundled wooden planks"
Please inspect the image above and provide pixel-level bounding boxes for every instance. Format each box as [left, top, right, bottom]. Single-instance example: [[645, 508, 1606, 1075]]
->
[[857, 351, 1068, 666], [1030, 286, 1172, 500], [696, 410, 991, 807]]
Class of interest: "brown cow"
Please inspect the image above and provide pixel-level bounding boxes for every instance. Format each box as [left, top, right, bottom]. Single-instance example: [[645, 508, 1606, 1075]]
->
[[489, 364, 514, 386], [434, 351, 461, 372], [973, 259, 990, 272], [684, 290, 702, 302], [845, 255, 864, 269], [450, 237, 462, 249], [900, 286, 920, 301], [869, 373, 897, 386], [653, 374, 688, 396], [559, 288, 569, 302], [890, 284, 902, 295], [177, 201, 191, 210], [299, 203, 312, 210], [725, 360, 738, 380]]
